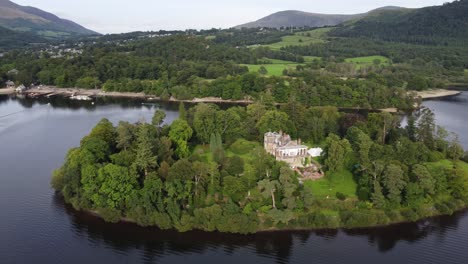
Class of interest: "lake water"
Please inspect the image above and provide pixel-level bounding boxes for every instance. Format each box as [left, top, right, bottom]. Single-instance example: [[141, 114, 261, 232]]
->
[[0, 94, 467, 264]]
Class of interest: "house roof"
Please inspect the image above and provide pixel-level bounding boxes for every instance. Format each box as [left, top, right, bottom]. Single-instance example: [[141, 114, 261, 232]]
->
[[277, 144, 308, 150]]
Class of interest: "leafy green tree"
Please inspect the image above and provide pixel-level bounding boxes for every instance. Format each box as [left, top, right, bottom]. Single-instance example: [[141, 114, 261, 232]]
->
[[279, 167, 298, 210], [256, 110, 289, 135], [193, 104, 217, 143], [346, 127, 373, 171], [210, 132, 224, 163], [135, 124, 158, 177], [85, 118, 116, 149], [152, 110, 166, 127], [382, 164, 406, 205], [258, 66, 268, 75], [95, 164, 138, 210], [192, 161, 210, 196], [223, 176, 248, 202], [257, 179, 279, 209], [372, 181, 386, 208], [323, 134, 351, 172], [178, 102, 187, 121], [411, 165, 435, 196], [447, 134, 464, 160], [216, 108, 242, 141], [168, 159, 193, 181], [417, 108, 436, 150], [169, 119, 193, 158], [116, 121, 134, 151], [224, 156, 245, 176]]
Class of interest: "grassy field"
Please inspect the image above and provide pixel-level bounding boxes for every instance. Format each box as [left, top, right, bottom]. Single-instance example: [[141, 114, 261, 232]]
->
[[193, 139, 260, 164], [263, 28, 332, 50], [464, 69, 468, 76], [304, 56, 322, 62], [241, 58, 303, 76], [345, 56, 390, 68], [303, 170, 357, 199]]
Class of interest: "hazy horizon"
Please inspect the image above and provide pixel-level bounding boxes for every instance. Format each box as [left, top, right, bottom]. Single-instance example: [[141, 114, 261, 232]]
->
[[12, 0, 452, 34]]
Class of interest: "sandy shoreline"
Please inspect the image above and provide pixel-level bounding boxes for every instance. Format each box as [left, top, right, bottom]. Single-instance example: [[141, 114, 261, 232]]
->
[[415, 89, 462, 99], [0, 88, 14, 95]]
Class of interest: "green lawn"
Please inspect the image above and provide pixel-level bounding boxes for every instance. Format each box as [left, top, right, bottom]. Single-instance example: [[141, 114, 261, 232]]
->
[[304, 56, 322, 62], [241, 63, 301, 76], [303, 170, 357, 199], [192, 139, 261, 164], [464, 69, 468, 76], [345, 56, 390, 65], [263, 28, 332, 50], [241, 58, 304, 76]]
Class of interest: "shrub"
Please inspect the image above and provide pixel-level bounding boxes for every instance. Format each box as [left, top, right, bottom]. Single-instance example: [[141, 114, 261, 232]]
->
[[336, 192, 347, 201], [230, 139, 257, 155], [400, 208, 419, 222], [50, 168, 65, 191], [98, 208, 121, 223]]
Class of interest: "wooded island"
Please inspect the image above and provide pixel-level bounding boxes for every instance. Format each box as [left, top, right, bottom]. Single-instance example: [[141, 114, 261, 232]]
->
[[51, 101, 468, 234]]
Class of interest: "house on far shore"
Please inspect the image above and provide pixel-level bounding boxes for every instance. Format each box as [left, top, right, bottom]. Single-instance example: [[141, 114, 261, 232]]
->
[[264, 131, 309, 168], [15, 84, 27, 93], [5, 80, 15, 88], [7, 69, 19, 75]]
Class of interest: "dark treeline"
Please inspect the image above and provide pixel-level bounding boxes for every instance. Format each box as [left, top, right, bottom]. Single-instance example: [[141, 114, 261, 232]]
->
[[51, 101, 468, 234], [330, 0, 468, 46], [211, 28, 291, 46]]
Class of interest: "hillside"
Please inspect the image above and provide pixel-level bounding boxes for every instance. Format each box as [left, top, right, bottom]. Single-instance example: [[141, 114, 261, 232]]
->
[[331, 0, 468, 45], [235, 10, 364, 29], [0, 24, 45, 51], [0, 0, 98, 38]]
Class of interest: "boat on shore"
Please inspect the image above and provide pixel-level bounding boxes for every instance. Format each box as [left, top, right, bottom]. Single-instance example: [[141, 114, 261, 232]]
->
[[70, 95, 92, 101]]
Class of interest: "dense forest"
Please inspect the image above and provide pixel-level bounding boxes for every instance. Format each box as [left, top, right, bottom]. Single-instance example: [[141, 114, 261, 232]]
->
[[330, 0, 468, 45], [51, 101, 468, 234], [0, 25, 46, 52], [2, 0, 468, 109]]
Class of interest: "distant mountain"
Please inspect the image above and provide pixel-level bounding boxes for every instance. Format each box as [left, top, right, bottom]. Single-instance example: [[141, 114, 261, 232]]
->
[[331, 0, 468, 44], [235, 10, 364, 29], [0, 0, 98, 38], [234, 7, 408, 29]]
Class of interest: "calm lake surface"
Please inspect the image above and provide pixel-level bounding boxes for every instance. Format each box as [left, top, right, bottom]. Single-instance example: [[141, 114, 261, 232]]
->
[[0, 93, 467, 264]]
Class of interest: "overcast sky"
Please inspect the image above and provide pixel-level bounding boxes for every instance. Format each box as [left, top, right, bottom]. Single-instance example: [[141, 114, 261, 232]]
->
[[13, 0, 450, 34]]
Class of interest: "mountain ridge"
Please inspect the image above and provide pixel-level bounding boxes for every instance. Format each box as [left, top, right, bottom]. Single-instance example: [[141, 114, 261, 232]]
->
[[0, 0, 98, 37], [234, 6, 406, 29]]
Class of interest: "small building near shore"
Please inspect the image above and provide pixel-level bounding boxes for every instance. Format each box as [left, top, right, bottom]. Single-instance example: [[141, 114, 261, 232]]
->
[[8, 69, 19, 75], [5, 80, 15, 88], [15, 84, 28, 93]]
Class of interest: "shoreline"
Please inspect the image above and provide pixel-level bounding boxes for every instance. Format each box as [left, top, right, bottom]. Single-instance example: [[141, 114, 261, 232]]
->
[[0, 88, 14, 95], [415, 89, 462, 100], [70, 197, 467, 235], [1, 87, 463, 108], [23, 86, 255, 104]]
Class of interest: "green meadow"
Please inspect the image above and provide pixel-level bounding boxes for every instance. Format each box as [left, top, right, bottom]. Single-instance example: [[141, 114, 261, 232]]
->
[[345, 55, 390, 65], [303, 170, 357, 200], [241, 58, 303, 76], [263, 28, 332, 50]]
